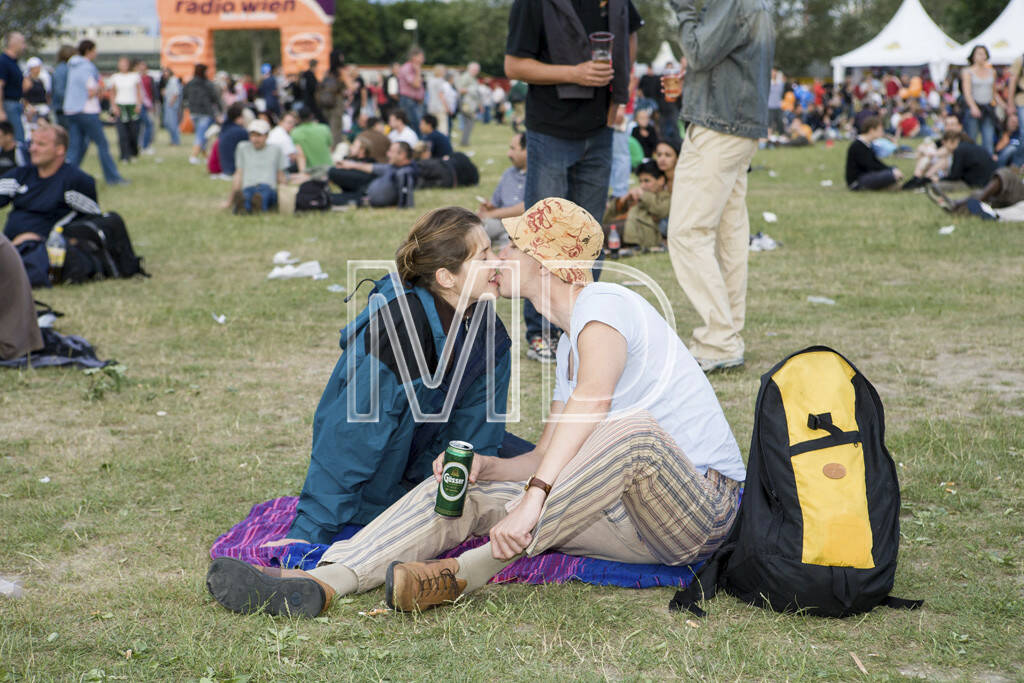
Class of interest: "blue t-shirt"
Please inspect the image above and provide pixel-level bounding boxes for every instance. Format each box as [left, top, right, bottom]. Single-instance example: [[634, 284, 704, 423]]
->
[[491, 166, 526, 209], [218, 122, 249, 176], [0, 53, 23, 101], [0, 164, 100, 241], [423, 130, 453, 159]]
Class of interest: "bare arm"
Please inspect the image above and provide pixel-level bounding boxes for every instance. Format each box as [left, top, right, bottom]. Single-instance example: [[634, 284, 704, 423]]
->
[[479, 201, 525, 220], [504, 55, 612, 88]]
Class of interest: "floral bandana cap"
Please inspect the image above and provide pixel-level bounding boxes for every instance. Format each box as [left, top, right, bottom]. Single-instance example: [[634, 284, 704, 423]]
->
[[501, 197, 604, 284]]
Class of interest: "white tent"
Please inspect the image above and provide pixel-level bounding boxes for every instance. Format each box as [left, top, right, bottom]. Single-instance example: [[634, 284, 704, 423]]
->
[[958, 0, 1024, 66], [651, 41, 679, 74], [830, 0, 962, 84]]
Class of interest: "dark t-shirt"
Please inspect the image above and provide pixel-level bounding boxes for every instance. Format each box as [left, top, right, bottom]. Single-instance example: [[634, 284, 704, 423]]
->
[[0, 164, 99, 241], [218, 122, 250, 176], [948, 142, 997, 188], [506, 0, 642, 139], [0, 53, 22, 101], [423, 130, 453, 158], [0, 147, 17, 174]]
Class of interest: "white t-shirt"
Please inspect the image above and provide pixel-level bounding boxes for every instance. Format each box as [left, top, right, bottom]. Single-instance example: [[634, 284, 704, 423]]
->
[[388, 125, 419, 146], [552, 283, 745, 482], [267, 125, 296, 168], [108, 72, 140, 106]]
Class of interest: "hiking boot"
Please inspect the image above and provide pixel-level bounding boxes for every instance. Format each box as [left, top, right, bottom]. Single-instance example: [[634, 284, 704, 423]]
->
[[206, 556, 334, 618], [385, 558, 466, 612], [526, 335, 556, 363], [925, 183, 954, 212], [697, 356, 745, 373]]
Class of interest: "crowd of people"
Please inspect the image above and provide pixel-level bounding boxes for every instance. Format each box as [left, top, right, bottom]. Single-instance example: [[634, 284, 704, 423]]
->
[[2, 0, 1018, 622]]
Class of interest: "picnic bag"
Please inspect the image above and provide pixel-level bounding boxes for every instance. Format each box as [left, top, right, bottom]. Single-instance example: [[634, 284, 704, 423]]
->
[[670, 346, 922, 618], [62, 212, 149, 284], [295, 179, 331, 212]]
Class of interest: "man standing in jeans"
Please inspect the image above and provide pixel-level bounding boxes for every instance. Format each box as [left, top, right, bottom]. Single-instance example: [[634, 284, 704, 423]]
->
[[505, 0, 643, 362], [0, 33, 26, 144], [666, 0, 773, 373]]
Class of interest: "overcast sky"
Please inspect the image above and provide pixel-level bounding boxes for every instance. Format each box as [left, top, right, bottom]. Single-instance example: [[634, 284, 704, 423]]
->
[[65, 0, 160, 32]]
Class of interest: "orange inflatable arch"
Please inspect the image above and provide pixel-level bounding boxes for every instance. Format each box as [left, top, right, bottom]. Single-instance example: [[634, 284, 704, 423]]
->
[[157, 0, 333, 79]]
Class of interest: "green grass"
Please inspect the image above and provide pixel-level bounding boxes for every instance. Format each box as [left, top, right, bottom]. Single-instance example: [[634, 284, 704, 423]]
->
[[1, 123, 1023, 682]]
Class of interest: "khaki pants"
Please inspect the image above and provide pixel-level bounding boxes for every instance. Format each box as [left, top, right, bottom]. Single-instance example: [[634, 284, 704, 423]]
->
[[667, 125, 758, 361], [319, 411, 740, 592]]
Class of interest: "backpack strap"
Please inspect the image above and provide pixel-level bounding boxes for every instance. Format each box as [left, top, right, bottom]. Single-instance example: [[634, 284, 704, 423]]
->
[[881, 595, 924, 610], [668, 513, 742, 617]]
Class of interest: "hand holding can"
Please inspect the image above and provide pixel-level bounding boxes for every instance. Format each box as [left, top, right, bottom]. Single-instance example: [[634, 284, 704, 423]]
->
[[435, 441, 475, 518]]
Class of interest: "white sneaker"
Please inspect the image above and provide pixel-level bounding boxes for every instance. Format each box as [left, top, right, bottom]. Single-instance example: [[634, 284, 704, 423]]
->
[[189, 156, 201, 165], [697, 357, 744, 373]]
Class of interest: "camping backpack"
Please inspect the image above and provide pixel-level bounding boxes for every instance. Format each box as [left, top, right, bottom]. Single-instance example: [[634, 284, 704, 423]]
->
[[295, 179, 331, 212], [670, 346, 922, 618], [62, 212, 149, 284]]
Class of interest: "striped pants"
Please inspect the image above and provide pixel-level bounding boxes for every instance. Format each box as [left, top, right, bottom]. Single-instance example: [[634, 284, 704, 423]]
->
[[319, 411, 741, 592]]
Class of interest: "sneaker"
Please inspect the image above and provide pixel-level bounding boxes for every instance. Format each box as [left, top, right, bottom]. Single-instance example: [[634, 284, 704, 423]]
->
[[925, 183, 954, 212], [205, 556, 335, 617], [384, 558, 466, 612], [697, 357, 745, 373], [901, 176, 927, 191], [189, 156, 201, 165], [526, 335, 556, 363]]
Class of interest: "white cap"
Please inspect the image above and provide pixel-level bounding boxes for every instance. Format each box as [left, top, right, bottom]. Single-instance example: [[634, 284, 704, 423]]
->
[[247, 119, 270, 135], [26, 57, 43, 69]]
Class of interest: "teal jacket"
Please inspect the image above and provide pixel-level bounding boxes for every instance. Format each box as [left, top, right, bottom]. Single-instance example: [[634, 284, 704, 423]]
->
[[289, 275, 511, 544]]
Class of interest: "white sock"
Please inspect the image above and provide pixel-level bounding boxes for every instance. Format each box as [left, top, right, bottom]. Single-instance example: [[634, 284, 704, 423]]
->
[[308, 563, 359, 596], [455, 542, 519, 593]]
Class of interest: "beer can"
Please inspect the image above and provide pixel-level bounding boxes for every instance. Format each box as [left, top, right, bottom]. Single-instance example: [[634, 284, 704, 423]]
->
[[435, 440, 475, 517]]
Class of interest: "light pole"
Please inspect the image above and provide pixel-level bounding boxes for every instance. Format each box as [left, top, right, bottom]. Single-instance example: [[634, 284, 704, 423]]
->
[[403, 18, 418, 48]]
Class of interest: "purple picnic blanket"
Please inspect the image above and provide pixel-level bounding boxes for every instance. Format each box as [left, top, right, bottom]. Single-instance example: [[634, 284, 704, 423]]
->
[[210, 497, 710, 589]]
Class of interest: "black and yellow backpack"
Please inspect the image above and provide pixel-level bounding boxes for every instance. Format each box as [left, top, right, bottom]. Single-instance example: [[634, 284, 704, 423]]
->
[[670, 346, 922, 618]]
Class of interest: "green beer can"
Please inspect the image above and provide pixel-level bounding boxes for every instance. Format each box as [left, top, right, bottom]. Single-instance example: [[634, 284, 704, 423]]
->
[[435, 440, 475, 517]]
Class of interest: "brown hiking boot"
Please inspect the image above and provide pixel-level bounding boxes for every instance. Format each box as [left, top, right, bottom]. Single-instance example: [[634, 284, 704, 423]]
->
[[385, 558, 466, 612], [206, 557, 335, 618]]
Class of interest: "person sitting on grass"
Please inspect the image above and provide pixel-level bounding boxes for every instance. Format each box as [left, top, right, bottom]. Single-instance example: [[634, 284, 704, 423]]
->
[[226, 207, 523, 549], [845, 115, 903, 191], [418, 113, 453, 159], [328, 140, 417, 208], [477, 132, 527, 249], [216, 102, 250, 180], [267, 110, 305, 174], [387, 109, 420, 147], [927, 165, 1024, 216], [0, 122, 101, 287], [290, 107, 333, 169], [924, 130, 998, 202], [224, 118, 284, 214], [206, 197, 745, 618], [620, 160, 670, 251], [902, 114, 964, 190]]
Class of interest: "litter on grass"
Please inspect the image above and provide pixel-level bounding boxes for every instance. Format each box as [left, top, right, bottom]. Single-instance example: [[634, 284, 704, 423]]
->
[[749, 232, 779, 252], [267, 261, 325, 280], [0, 576, 24, 599], [272, 251, 300, 265], [820, 179, 834, 187], [211, 313, 227, 324], [38, 476, 50, 483], [762, 211, 778, 223], [807, 295, 836, 305], [768, 170, 778, 178], [326, 284, 347, 293], [938, 225, 956, 235]]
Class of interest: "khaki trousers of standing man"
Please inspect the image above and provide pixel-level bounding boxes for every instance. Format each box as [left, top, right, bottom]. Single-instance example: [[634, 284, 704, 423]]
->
[[667, 124, 759, 362]]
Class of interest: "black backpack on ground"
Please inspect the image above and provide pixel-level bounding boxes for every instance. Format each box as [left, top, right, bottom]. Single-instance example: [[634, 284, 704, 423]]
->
[[670, 346, 922, 618], [63, 212, 149, 284], [295, 179, 331, 212]]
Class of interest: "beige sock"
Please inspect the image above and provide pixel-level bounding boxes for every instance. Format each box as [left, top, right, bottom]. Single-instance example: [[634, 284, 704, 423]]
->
[[308, 563, 359, 596], [455, 542, 519, 593]]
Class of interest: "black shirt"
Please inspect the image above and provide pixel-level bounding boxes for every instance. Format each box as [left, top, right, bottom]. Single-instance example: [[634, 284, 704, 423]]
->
[[506, 0, 642, 139], [845, 139, 890, 187], [948, 141, 997, 188], [631, 122, 658, 158], [0, 147, 17, 175]]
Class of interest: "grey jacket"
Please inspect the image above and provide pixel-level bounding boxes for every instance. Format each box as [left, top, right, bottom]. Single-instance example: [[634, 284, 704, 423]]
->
[[182, 78, 221, 118], [671, 0, 775, 139]]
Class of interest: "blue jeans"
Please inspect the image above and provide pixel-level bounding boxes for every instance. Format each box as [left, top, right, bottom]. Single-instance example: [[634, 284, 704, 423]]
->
[[242, 184, 276, 211], [522, 127, 612, 341], [193, 114, 214, 152], [610, 127, 631, 197], [163, 102, 181, 145], [964, 108, 997, 155], [66, 112, 123, 183], [398, 96, 423, 132], [139, 105, 154, 149], [3, 100, 24, 143]]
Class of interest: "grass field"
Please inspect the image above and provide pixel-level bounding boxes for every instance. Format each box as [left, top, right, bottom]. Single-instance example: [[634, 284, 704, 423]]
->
[[1, 120, 1022, 682]]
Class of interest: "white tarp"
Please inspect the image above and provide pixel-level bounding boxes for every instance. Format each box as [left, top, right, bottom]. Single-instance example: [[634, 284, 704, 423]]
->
[[651, 41, 679, 74], [830, 0, 962, 84], [958, 0, 1024, 66]]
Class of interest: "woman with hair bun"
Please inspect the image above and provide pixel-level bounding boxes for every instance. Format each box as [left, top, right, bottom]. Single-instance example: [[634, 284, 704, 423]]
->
[[267, 206, 526, 547]]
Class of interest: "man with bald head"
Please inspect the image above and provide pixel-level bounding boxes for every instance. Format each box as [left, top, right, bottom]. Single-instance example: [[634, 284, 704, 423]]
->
[[0, 32, 27, 143]]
